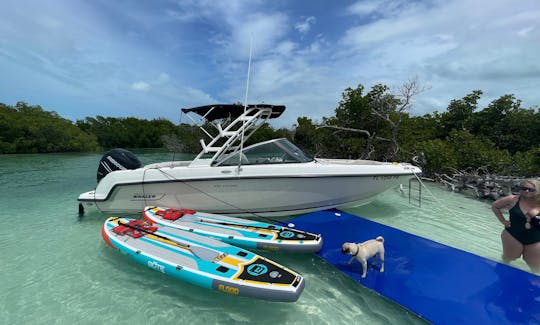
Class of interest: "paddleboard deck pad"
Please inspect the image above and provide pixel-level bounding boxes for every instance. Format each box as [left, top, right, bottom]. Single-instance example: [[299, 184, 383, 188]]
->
[[142, 206, 323, 253], [102, 217, 305, 302]]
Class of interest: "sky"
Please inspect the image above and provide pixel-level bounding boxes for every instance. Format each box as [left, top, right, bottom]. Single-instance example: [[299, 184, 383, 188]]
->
[[1, 0, 539, 128]]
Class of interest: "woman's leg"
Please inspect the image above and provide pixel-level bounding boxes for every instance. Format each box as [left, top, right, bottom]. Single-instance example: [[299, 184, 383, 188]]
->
[[500, 230, 523, 263], [522, 242, 540, 273]]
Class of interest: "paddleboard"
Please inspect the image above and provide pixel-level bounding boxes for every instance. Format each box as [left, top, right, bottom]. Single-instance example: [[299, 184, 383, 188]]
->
[[142, 206, 323, 253], [102, 217, 305, 302]]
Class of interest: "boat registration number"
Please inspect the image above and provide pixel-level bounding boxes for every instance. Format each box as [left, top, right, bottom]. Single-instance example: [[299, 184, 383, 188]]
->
[[372, 175, 399, 180]]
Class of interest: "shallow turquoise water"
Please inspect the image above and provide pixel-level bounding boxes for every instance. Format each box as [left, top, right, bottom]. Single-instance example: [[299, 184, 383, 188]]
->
[[0, 152, 530, 324]]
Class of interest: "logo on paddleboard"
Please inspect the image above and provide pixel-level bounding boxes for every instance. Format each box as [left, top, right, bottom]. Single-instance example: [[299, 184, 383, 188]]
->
[[148, 261, 165, 273], [247, 264, 268, 276], [279, 231, 295, 238]]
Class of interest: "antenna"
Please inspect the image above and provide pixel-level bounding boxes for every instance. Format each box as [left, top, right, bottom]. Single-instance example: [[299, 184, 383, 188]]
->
[[238, 36, 253, 170]]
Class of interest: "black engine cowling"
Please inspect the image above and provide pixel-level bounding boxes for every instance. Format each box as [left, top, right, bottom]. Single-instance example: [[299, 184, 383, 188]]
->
[[97, 148, 142, 182]]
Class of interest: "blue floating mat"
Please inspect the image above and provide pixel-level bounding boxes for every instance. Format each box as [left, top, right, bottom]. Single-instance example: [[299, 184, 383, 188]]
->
[[288, 209, 540, 325]]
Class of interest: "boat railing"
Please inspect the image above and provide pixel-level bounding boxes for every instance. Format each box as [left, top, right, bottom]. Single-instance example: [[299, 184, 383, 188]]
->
[[145, 161, 191, 169]]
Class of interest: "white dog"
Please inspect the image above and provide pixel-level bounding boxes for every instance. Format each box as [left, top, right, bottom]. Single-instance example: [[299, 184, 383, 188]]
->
[[341, 236, 385, 278]]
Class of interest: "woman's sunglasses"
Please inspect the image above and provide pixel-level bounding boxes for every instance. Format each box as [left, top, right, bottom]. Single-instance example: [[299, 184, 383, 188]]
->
[[519, 186, 536, 193]]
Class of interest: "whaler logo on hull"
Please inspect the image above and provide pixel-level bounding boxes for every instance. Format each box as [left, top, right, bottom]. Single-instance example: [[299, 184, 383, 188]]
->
[[131, 193, 165, 201], [148, 261, 165, 273]]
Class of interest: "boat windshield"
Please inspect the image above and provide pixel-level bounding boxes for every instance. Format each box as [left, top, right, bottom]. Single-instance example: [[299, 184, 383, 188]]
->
[[215, 138, 313, 166]]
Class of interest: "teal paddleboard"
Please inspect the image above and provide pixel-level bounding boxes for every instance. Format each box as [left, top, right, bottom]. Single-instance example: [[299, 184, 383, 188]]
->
[[142, 206, 323, 253], [102, 217, 305, 302]]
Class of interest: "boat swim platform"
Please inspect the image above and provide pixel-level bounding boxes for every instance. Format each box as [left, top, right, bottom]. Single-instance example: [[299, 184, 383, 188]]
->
[[288, 209, 540, 325]]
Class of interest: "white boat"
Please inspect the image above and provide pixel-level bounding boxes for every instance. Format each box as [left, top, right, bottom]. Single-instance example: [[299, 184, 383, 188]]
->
[[78, 104, 421, 217]]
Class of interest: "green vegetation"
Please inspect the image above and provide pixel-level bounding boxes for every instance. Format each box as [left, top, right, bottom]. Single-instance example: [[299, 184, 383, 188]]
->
[[76, 116, 184, 149], [1, 83, 539, 177], [293, 84, 540, 177], [0, 102, 99, 153]]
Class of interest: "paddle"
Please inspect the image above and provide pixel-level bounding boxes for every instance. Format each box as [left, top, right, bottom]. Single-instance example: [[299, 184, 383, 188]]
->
[[145, 206, 295, 228], [116, 220, 223, 262], [197, 218, 322, 241], [198, 218, 283, 232], [159, 212, 320, 240], [151, 209, 284, 233], [196, 218, 320, 237]]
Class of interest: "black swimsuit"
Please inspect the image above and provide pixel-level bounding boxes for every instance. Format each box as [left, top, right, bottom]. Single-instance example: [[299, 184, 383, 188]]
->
[[506, 198, 540, 245]]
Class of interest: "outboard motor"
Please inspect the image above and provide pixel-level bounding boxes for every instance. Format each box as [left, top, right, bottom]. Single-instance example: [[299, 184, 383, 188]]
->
[[97, 148, 142, 182]]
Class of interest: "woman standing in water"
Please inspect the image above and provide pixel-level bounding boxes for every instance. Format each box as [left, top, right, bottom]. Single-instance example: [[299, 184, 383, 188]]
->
[[492, 179, 540, 273]]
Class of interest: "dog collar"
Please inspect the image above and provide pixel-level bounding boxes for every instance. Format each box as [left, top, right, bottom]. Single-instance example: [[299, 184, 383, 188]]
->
[[352, 245, 360, 257]]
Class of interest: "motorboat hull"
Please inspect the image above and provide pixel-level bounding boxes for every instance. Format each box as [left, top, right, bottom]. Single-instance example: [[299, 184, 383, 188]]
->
[[79, 167, 416, 217], [79, 104, 422, 218]]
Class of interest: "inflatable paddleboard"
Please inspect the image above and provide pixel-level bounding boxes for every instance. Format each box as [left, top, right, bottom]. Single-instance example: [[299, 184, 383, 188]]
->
[[102, 217, 305, 302], [142, 206, 323, 253]]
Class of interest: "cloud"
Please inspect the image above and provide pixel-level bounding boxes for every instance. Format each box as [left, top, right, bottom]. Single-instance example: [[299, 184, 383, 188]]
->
[[274, 41, 297, 57], [335, 0, 540, 115], [131, 81, 150, 91], [347, 0, 381, 16], [221, 12, 289, 59], [517, 26, 535, 37], [1, 0, 539, 127], [346, 0, 420, 19], [157, 73, 170, 84], [295, 16, 316, 34]]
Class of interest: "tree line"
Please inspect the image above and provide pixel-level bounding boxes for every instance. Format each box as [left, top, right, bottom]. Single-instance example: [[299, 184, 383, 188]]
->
[[293, 82, 540, 177], [0, 102, 100, 153], [1, 83, 539, 177]]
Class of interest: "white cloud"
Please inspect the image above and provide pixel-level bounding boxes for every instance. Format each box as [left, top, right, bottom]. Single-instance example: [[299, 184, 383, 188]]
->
[[517, 26, 535, 37], [131, 81, 150, 91], [37, 15, 63, 29], [295, 16, 316, 34], [347, 0, 380, 16], [226, 13, 289, 58], [334, 0, 540, 116], [274, 41, 297, 57], [347, 0, 422, 19], [1, 0, 539, 127], [157, 73, 170, 83]]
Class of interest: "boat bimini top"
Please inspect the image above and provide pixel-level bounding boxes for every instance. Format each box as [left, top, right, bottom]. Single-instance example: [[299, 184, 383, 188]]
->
[[181, 104, 287, 167], [181, 104, 285, 121]]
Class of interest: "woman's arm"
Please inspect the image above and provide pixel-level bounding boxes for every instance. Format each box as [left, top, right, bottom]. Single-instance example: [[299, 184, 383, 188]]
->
[[491, 195, 518, 227]]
